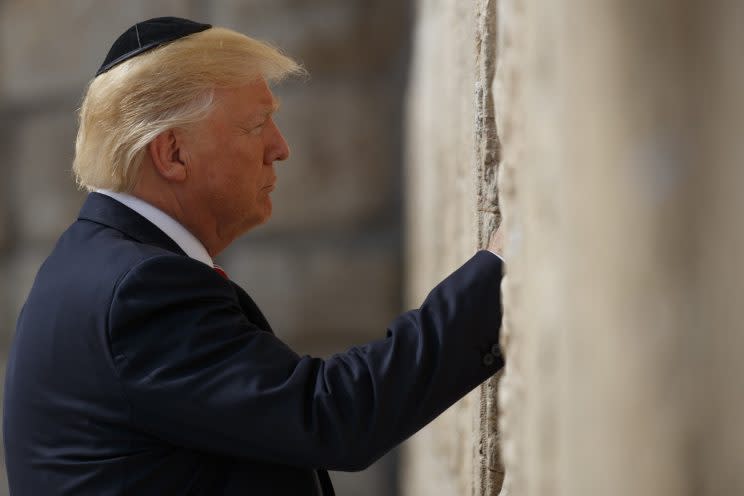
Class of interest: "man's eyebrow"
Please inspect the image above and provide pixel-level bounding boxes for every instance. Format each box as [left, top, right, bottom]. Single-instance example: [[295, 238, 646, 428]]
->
[[251, 100, 280, 120], [241, 100, 281, 126]]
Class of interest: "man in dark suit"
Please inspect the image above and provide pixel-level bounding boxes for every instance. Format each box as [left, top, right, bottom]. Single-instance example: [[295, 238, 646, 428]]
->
[[3, 17, 504, 495]]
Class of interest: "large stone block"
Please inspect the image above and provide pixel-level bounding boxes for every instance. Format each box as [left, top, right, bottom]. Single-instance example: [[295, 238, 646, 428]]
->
[[0, 0, 197, 103], [403, 0, 491, 494], [403, 389, 480, 496], [261, 82, 399, 232], [11, 108, 86, 243], [495, 2, 744, 496], [218, 234, 400, 356]]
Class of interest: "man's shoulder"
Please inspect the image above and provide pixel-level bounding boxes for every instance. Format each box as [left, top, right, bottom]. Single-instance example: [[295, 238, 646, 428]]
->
[[51, 218, 180, 277], [30, 218, 202, 311]]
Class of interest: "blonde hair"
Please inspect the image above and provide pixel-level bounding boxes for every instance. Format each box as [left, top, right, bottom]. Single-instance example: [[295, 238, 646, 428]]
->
[[73, 27, 304, 192]]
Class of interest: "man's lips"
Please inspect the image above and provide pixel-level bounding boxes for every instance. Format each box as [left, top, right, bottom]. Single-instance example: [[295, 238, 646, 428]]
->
[[264, 175, 277, 192]]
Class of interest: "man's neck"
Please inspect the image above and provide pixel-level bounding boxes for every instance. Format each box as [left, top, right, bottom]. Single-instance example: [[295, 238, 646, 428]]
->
[[96, 189, 216, 267]]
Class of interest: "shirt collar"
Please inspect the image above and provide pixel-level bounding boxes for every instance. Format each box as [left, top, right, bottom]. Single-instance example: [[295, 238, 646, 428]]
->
[[96, 189, 214, 268]]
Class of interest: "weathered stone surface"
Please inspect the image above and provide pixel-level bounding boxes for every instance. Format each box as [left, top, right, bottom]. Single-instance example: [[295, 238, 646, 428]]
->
[[402, 389, 480, 496], [473, 1, 504, 494], [495, 0, 527, 493], [218, 234, 400, 354], [330, 451, 397, 496], [402, 0, 484, 494], [497, 1, 744, 496], [0, 0, 196, 103], [11, 108, 86, 243]]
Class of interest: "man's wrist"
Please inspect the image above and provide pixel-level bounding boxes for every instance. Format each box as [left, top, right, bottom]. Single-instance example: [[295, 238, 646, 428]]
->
[[486, 250, 504, 262]]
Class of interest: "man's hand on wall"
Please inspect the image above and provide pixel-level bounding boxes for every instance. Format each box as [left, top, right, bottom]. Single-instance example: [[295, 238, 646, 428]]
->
[[488, 228, 504, 259]]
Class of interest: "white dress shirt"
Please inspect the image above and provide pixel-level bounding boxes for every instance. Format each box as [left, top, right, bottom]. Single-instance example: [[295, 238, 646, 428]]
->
[[96, 190, 215, 269]]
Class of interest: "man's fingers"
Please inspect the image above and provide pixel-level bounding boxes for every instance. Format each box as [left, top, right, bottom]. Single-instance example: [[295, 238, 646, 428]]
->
[[488, 228, 504, 257]]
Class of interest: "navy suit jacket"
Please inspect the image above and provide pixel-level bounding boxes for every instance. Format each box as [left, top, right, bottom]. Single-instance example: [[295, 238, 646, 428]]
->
[[4, 193, 504, 495]]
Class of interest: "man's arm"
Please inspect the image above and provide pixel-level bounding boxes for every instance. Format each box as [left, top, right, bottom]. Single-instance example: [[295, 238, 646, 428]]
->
[[108, 252, 503, 471]]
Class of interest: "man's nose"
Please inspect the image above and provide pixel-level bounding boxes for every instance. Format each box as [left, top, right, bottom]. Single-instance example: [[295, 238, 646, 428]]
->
[[265, 120, 290, 164]]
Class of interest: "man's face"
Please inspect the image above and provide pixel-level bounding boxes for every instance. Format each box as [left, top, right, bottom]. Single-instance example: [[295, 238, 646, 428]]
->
[[183, 79, 289, 241]]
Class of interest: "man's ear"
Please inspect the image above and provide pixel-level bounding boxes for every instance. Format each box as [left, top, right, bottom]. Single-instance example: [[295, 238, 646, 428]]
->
[[147, 129, 188, 182]]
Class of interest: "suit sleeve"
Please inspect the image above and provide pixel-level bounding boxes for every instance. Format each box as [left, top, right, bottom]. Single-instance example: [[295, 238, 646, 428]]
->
[[108, 251, 503, 471]]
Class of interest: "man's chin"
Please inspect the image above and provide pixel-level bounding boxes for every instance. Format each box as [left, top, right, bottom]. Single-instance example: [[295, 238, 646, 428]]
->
[[261, 199, 272, 223], [255, 202, 272, 226]]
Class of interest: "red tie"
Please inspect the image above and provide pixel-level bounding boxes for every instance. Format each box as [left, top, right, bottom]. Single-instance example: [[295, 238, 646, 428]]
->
[[213, 265, 229, 280]]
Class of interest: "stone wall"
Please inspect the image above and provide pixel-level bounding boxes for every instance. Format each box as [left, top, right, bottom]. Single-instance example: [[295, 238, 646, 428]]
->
[[405, 0, 744, 495], [402, 0, 503, 494], [498, 1, 744, 495], [0, 1, 410, 494]]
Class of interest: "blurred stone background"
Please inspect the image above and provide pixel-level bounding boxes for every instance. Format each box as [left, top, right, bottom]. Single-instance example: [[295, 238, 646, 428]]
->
[[0, 1, 411, 494]]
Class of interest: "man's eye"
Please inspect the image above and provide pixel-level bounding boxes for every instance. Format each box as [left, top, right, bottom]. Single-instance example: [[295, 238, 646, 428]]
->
[[241, 124, 263, 135]]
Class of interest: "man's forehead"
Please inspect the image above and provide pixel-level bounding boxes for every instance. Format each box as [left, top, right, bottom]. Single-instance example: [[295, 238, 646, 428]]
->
[[246, 99, 280, 121], [214, 82, 280, 114], [251, 83, 280, 111], [248, 83, 281, 115]]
